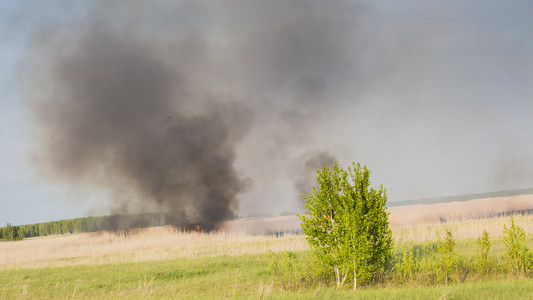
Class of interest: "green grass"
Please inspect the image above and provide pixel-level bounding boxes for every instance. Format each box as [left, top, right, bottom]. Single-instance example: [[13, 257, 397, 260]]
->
[[0, 254, 279, 299], [1, 250, 532, 299], [275, 279, 533, 299]]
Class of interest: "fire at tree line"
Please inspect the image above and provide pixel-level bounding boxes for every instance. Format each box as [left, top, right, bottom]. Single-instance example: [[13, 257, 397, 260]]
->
[[1, 163, 532, 290]]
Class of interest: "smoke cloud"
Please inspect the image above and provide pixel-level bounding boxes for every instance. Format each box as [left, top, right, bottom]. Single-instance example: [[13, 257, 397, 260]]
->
[[22, 1, 533, 224], [293, 151, 337, 203], [24, 0, 361, 225], [25, 8, 253, 226]]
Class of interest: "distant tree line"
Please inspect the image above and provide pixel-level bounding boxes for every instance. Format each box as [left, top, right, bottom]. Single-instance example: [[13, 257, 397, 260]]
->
[[0, 213, 177, 241], [0, 223, 25, 241]]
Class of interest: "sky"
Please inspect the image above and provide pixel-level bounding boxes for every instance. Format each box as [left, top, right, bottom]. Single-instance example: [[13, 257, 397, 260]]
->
[[1, 0, 533, 226]]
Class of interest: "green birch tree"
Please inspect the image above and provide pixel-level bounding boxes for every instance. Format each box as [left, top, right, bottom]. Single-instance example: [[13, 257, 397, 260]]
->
[[298, 163, 393, 290]]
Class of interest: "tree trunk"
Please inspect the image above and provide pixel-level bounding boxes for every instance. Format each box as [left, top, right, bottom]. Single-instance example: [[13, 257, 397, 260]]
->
[[353, 260, 357, 291], [335, 266, 340, 287], [353, 270, 357, 290], [340, 271, 347, 287]]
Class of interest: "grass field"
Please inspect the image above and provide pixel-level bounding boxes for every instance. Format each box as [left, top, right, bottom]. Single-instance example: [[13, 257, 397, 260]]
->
[[1, 215, 532, 298], [1, 253, 533, 299]]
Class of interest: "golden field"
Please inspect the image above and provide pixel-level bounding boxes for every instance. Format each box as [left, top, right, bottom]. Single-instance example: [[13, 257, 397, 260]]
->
[[1, 213, 532, 271]]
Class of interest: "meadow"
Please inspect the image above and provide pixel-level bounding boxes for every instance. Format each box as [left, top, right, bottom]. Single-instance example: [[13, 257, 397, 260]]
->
[[1, 214, 532, 299]]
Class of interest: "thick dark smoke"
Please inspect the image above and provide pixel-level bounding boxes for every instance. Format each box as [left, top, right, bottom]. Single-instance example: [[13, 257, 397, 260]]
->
[[24, 0, 361, 226], [26, 10, 252, 227]]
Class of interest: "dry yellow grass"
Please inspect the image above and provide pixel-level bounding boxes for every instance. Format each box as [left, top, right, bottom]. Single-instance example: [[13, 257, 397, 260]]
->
[[1, 214, 532, 271], [388, 194, 533, 226], [0, 227, 308, 270], [393, 214, 533, 243]]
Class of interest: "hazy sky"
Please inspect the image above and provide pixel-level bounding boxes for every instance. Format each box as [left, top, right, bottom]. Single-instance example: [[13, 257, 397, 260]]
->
[[1, 1, 533, 225]]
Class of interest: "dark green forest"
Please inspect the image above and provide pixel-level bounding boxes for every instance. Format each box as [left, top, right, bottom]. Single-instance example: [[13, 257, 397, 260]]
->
[[0, 213, 175, 241]]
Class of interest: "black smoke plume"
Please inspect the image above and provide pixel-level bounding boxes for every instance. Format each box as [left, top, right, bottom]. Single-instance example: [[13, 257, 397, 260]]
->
[[24, 0, 360, 226], [26, 13, 252, 227]]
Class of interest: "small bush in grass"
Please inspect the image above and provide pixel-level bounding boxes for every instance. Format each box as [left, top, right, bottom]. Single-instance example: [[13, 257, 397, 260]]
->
[[390, 243, 442, 286], [395, 249, 418, 283], [475, 230, 494, 276], [412, 244, 440, 285], [503, 217, 532, 275], [438, 229, 458, 285], [268, 251, 315, 290], [456, 256, 474, 283]]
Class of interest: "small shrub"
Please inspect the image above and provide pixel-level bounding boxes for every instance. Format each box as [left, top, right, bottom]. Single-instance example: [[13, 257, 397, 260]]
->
[[475, 230, 494, 276], [395, 249, 418, 283], [455, 257, 474, 283], [416, 246, 440, 285], [438, 229, 458, 285], [391, 243, 441, 286], [503, 217, 532, 275], [268, 251, 315, 290]]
